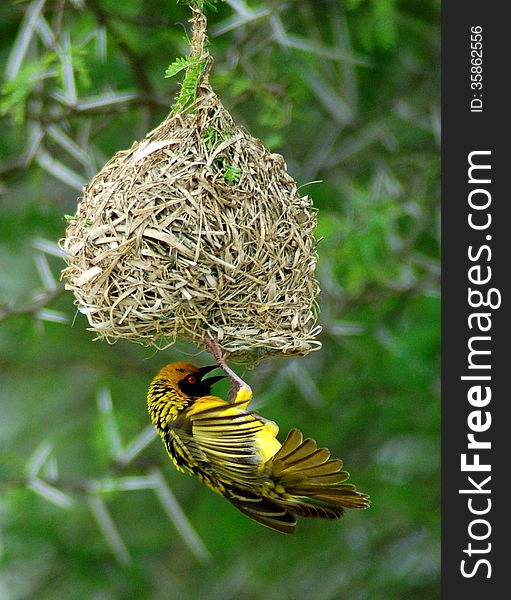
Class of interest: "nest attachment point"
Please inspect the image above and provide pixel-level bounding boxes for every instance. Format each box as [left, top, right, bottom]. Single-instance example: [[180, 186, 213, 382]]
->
[[61, 9, 321, 365]]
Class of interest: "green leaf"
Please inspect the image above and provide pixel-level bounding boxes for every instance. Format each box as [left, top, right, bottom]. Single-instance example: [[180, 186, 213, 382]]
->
[[170, 57, 207, 114], [223, 164, 241, 183], [0, 53, 57, 124], [165, 56, 198, 79]]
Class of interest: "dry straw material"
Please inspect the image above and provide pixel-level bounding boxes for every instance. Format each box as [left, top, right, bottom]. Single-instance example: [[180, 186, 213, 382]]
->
[[62, 8, 321, 365]]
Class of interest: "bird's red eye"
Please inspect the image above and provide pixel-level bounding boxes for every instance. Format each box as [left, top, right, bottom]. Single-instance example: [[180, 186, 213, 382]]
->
[[187, 375, 197, 384]]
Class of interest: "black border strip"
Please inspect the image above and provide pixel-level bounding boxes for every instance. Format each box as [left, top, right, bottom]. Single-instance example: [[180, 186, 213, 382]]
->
[[442, 3, 506, 595]]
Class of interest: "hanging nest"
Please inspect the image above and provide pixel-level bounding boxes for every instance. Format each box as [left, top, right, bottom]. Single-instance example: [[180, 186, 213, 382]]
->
[[61, 7, 321, 365]]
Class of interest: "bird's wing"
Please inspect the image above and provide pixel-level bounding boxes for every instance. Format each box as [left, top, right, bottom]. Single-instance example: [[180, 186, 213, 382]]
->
[[175, 399, 276, 490]]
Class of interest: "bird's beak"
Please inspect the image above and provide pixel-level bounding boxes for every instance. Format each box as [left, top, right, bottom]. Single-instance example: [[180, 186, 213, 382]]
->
[[198, 365, 226, 387]]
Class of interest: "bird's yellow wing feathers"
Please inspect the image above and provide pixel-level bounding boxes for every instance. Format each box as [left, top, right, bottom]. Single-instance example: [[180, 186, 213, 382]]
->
[[173, 396, 281, 490]]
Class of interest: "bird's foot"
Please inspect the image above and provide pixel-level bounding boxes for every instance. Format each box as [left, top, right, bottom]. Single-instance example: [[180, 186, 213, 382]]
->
[[204, 334, 251, 401]]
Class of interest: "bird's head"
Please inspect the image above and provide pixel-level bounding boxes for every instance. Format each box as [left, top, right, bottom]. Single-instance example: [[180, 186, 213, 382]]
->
[[153, 361, 226, 399], [147, 362, 226, 426]]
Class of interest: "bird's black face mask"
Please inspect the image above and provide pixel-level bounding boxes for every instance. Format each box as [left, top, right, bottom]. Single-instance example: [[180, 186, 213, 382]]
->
[[178, 365, 226, 398]]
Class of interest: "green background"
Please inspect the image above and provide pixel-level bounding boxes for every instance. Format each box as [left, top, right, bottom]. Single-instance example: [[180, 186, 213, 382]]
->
[[0, 1, 440, 598]]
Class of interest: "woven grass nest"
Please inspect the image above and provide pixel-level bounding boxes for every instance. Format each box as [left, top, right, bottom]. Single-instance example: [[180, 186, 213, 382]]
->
[[61, 8, 321, 365]]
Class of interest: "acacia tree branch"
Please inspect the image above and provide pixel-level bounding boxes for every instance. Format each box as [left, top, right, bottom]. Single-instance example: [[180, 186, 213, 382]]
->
[[85, 0, 156, 94], [0, 286, 64, 322]]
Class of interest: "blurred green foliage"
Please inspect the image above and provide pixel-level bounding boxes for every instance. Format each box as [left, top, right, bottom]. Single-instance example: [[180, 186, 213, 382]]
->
[[0, 1, 439, 599]]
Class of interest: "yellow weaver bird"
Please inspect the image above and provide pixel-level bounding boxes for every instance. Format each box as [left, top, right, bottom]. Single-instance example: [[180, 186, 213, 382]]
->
[[147, 361, 369, 533]]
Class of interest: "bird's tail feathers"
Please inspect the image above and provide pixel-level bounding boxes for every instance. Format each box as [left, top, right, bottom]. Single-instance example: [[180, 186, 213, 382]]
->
[[224, 428, 369, 534], [266, 428, 370, 518]]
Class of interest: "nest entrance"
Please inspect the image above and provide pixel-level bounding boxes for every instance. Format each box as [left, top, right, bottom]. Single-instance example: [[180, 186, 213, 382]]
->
[[61, 8, 321, 365]]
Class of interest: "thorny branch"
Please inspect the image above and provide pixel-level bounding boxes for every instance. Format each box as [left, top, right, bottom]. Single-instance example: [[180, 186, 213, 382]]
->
[[0, 286, 65, 322]]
